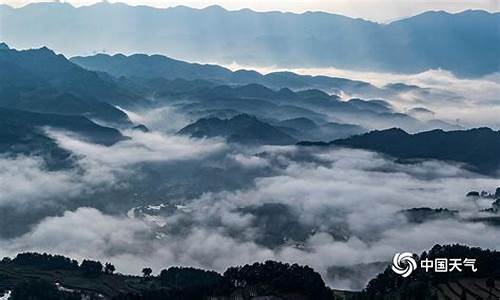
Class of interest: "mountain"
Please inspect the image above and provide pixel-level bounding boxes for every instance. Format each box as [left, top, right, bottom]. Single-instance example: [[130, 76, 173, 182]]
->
[[71, 53, 231, 82], [66, 53, 468, 133], [70, 53, 381, 96], [178, 114, 297, 145], [0, 45, 144, 125], [301, 127, 500, 174], [0, 121, 72, 170], [2, 3, 498, 76], [0, 108, 125, 168], [0, 107, 124, 145], [163, 81, 451, 133], [67, 50, 457, 134], [1, 245, 497, 299]]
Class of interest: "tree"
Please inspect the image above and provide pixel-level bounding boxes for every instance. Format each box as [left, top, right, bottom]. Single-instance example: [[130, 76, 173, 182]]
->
[[466, 191, 480, 198], [1, 257, 11, 264], [11, 253, 78, 270], [10, 279, 79, 300], [223, 261, 331, 299], [160, 267, 224, 290], [80, 260, 103, 277], [105, 263, 116, 274], [466, 191, 480, 207], [142, 267, 153, 278]]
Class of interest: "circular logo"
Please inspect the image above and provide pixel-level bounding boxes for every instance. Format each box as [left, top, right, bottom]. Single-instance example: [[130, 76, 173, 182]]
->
[[391, 252, 417, 278]]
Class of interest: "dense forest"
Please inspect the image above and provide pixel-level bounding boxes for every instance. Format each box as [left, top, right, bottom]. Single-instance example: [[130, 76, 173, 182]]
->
[[0, 253, 333, 300]]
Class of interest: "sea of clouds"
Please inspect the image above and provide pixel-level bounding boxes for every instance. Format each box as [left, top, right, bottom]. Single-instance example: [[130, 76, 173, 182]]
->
[[1, 67, 499, 290], [0, 126, 499, 290]]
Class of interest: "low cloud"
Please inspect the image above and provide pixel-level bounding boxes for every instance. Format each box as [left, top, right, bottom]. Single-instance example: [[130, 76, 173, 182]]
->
[[0, 129, 226, 211], [1, 144, 498, 290], [0, 156, 82, 207], [49, 129, 226, 166], [227, 63, 500, 129], [118, 106, 192, 133]]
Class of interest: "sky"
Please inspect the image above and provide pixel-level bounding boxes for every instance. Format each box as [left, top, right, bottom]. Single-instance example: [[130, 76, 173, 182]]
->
[[0, 0, 498, 22]]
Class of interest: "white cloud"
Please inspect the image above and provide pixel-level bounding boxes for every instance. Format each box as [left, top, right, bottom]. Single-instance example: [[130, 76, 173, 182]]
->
[[0, 129, 226, 208], [0, 156, 82, 207], [2, 146, 497, 290], [118, 106, 192, 134], [229, 153, 270, 169], [226, 63, 500, 129], [49, 129, 226, 166]]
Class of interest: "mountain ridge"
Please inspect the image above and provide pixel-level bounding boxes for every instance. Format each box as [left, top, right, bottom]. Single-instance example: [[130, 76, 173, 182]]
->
[[179, 114, 298, 145], [0, 107, 125, 169], [3, 3, 498, 77], [0, 44, 147, 125], [4, 2, 496, 23], [299, 127, 500, 174], [70, 52, 379, 95]]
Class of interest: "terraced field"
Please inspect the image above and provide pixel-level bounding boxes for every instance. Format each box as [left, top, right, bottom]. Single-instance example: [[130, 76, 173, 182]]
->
[[435, 279, 500, 300]]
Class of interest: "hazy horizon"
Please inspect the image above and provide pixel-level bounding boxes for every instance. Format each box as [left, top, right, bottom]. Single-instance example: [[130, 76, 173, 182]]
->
[[1, 0, 498, 22]]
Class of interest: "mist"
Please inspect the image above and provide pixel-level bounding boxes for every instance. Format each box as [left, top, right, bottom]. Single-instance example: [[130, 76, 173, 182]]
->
[[225, 63, 500, 130], [1, 127, 499, 290], [0, 2, 498, 296]]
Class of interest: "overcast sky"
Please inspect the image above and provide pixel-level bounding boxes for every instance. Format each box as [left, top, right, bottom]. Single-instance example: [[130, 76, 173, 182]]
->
[[1, 0, 498, 22]]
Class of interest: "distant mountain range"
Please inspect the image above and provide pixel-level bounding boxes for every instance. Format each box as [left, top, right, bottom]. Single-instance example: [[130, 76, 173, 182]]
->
[[0, 43, 445, 160], [68, 49, 459, 133], [71, 53, 381, 96], [300, 127, 500, 174], [0, 43, 143, 125], [167, 81, 456, 133], [68, 49, 464, 134], [1, 3, 498, 77], [1, 43, 497, 175], [179, 114, 367, 144]]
